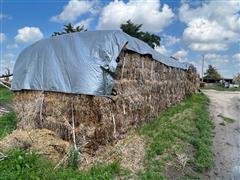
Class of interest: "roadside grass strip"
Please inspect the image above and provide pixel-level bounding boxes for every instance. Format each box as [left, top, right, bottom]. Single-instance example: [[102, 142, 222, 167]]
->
[[138, 93, 213, 179]]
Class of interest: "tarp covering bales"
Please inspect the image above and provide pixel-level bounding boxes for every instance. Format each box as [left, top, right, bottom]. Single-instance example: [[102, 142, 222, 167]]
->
[[12, 30, 190, 96]]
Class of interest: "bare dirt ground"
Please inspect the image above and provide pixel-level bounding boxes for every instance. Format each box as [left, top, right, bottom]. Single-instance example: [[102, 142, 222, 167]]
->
[[202, 90, 240, 180]]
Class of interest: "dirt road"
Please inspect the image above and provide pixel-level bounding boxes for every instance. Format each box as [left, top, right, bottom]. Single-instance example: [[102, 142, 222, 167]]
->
[[202, 90, 240, 180]]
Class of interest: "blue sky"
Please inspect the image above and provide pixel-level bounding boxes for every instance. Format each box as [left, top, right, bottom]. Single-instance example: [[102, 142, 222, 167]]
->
[[1, 0, 240, 78]]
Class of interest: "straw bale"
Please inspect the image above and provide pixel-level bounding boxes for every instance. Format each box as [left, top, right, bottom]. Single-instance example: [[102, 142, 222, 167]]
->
[[12, 50, 199, 157], [79, 131, 145, 174], [0, 129, 70, 163]]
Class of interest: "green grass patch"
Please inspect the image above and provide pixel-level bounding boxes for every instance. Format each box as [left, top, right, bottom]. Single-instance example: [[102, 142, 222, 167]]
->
[[201, 85, 240, 91], [0, 85, 14, 103], [0, 149, 121, 180], [218, 114, 235, 123], [138, 93, 213, 178], [0, 112, 16, 139]]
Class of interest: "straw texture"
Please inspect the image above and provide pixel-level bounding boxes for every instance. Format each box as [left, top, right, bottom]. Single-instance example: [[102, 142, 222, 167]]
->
[[13, 50, 199, 155]]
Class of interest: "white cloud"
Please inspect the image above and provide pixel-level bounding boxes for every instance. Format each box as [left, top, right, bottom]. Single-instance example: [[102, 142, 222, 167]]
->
[[74, 18, 93, 29], [6, 43, 18, 49], [97, 0, 175, 32], [51, 0, 94, 23], [3, 53, 15, 61], [173, 49, 188, 59], [205, 53, 229, 63], [155, 45, 168, 55], [163, 34, 180, 46], [1, 53, 15, 65], [0, 53, 15, 75], [179, 1, 240, 32], [233, 53, 240, 62], [205, 53, 221, 60], [0, 13, 11, 20], [189, 43, 227, 52], [227, 14, 240, 32], [182, 18, 237, 51], [203, 53, 232, 77], [179, 1, 240, 52], [15, 27, 44, 43], [0, 33, 7, 43], [183, 18, 237, 43]]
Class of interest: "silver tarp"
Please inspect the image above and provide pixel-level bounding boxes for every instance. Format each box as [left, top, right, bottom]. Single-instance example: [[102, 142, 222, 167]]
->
[[12, 30, 190, 96]]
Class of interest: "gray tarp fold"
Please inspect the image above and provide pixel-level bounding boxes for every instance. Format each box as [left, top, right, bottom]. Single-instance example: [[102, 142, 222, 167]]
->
[[12, 30, 190, 96]]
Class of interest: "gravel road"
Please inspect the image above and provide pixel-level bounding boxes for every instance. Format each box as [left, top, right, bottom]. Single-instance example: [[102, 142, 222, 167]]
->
[[202, 90, 240, 180]]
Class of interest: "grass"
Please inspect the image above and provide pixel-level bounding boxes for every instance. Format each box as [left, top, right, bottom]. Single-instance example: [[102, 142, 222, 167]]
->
[[218, 114, 235, 123], [0, 85, 14, 103], [201, 85, 240, 91], [0, 149, 121, 180], [0, 86, 213, 179], [138, 93, 213, 179], [0, 112, 16, 139], [0, 86, 16, 139]]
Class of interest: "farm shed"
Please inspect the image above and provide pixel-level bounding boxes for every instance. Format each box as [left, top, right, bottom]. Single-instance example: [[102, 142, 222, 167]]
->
[[11, 30, 199, 155]]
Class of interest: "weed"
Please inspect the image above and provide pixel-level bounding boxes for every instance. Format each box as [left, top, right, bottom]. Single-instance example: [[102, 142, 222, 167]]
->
[[0, 112, 16, 139], [217, 114, 235, 123], [68, 147, 79, 170], [0, 85, 14, 103]]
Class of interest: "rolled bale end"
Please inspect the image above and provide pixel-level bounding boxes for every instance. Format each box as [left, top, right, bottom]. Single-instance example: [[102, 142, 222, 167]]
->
[[13, 50, 199, 156]]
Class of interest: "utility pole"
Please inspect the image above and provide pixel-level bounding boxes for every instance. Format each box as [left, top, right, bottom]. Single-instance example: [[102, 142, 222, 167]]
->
[[201, 54, 205, 82]]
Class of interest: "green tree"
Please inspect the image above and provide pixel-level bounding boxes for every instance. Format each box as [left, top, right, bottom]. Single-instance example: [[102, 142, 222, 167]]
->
[[204, 65, 221, 81], [233, 73, 240, 84], [120, 20, 160, 48], [52, 23, 87, 36]]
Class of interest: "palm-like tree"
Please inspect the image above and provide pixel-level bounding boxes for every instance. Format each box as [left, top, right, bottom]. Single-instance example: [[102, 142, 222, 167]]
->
[[64, 23, 75, 33], [52, 23, 87, 36]]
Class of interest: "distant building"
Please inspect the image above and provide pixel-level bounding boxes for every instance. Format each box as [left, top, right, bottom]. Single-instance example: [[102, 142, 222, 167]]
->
[[202, 77, 233, 84]]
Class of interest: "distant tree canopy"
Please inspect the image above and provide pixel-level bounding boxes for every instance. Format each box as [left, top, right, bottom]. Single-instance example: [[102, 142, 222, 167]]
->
[[53, 21, 161, 48], [120, 20, 160, 48], [52, 23, 87, 36], [204, 65, 221, 81], [233, 73, 240, 84]]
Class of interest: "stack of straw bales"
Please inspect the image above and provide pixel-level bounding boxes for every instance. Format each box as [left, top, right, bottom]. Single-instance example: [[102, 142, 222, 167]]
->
[[14, 50, 199, 155]]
